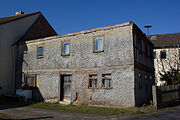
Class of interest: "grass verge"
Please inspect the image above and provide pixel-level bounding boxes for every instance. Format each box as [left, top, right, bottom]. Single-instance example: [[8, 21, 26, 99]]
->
[[27, 102, 157, 116]]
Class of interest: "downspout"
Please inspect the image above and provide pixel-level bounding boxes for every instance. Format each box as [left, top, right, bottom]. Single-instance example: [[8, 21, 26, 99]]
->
[[11, 45, 16, 95]]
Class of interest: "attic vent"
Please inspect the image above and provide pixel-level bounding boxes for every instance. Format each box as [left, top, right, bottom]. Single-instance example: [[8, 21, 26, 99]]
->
[[16, 11, 24, 15], [151, 36, 157, 40]]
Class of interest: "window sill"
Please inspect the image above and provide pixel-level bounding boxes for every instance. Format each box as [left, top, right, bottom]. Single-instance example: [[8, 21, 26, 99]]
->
[[93, 50, 104, 53], [61, 54, 70, 57], [88, 87, 99, 90], [37, 56, 44, 59], [161, 58, 166, 60], [102, 87, 113, 90]]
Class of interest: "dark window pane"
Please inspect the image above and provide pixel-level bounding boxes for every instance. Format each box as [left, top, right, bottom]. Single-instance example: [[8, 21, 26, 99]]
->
[[89, 79, 97, 88], [38, 46, 43, 57], [138, 40, 142, 52], [153, 51, 156, 59], [89, 74, 97, 77], [102, 74, 111, 77], [160, 51, 166, 59], [145, 44, 148, 55], [89, 79, 92, 87]]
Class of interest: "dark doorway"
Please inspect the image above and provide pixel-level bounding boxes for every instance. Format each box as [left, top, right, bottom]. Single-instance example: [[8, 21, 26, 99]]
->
[[60, 75, 72, 102]]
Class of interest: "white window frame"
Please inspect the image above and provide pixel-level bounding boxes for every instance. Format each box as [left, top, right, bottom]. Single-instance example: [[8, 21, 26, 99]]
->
[[62, 42, 70, 55], [94, 37, 104, 52], [102, 73, 112, 88]]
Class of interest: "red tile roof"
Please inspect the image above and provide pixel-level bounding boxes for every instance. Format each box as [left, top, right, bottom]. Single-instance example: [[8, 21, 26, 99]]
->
[[148, 33, 180, 48]]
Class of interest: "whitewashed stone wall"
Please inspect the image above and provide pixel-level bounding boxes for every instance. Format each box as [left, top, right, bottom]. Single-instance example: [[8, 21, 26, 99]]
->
[[16, 22, 153, 106]]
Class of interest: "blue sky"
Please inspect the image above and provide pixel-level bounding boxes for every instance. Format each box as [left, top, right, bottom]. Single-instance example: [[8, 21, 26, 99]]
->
[[1, 0, 180, 35]]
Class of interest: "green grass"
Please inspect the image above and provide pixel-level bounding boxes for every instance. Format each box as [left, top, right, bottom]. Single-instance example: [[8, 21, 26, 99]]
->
[[28, 102, 157, 116], [1, 101, 180, 117], [0, 101, 158, 116]]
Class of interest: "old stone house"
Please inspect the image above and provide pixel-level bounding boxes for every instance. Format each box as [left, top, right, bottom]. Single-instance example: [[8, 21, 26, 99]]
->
[[16, 22, 154, 106], [0, 11, 57, 95], [149, 33, 180, 86]]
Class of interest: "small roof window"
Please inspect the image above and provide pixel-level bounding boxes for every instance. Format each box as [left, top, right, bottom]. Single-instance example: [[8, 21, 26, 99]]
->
[[150, 36, 157, 40]]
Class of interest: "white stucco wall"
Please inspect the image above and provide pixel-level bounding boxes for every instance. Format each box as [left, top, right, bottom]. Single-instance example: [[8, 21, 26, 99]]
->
[[154, 48, 179, 86], [0, 13, 40, 95]]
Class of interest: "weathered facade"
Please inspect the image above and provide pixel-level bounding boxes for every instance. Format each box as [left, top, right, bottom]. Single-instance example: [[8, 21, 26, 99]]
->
[[16, 22, 154, 106], [149, 33, 180, 86]]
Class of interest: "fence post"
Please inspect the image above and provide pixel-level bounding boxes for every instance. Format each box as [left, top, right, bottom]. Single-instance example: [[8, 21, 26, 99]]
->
[[152, 85, 158, 108]]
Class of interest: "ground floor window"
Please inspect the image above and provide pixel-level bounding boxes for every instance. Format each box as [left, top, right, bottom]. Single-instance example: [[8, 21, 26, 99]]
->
[[102, 74, 111, 88], [89, 74, 97, 88], [23, 74, 36, 88]]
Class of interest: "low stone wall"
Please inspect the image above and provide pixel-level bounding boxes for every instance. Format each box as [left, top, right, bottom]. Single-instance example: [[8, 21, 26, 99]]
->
[[152, 85, 180, 108]]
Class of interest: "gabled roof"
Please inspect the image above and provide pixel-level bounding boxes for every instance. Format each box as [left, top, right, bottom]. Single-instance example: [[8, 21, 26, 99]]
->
[[0, 12, 41, 25], [20, 13, 57, 42], [148, 33, 180, 48], [18, 22, 133, 44], [1, 11, 57, 43]]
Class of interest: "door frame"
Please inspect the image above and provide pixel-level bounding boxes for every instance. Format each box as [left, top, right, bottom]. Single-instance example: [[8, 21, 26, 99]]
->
[[59, 73, 72, 102]]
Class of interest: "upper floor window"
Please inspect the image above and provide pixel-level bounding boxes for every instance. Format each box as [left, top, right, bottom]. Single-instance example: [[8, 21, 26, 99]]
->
[[134, 34, 137, 46], [153, 51, 156, 59], [37, 45, 44, 58], [160, 50, 166, 59], [102, 74, 112, 88], [145, 44, 148, 55], [94, 37, 103, 52], [62, 42, 70, 55], [138, 40, 142, 52]]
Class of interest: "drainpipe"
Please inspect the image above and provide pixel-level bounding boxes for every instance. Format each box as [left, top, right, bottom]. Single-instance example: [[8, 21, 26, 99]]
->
[[11, 45, 16, 95]]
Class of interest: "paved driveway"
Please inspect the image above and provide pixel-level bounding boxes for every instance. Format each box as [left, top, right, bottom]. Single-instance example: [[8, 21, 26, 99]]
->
[[0, 105, 180, 120]]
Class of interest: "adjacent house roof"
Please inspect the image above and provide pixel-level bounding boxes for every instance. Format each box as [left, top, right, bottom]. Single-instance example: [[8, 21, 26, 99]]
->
[[19, 22, 133, 44], [0, 12, 40, 25], [148, 33, 180, 48], [0, 11, 57, 42]]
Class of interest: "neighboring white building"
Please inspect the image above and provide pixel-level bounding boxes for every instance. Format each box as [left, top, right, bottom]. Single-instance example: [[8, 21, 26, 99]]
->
[[149, 33, 180, 86], [0, 11, 57, 95]]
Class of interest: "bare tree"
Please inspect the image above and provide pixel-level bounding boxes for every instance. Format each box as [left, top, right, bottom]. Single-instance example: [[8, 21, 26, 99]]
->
[[155, 47, 180, 85]]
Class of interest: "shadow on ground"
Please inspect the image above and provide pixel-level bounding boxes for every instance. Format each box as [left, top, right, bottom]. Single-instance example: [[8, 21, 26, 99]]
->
[[0, 96, 38, 111]]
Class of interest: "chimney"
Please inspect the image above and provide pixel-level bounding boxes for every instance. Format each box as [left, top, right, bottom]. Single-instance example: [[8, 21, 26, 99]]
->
[[15, 11, 24, 15]]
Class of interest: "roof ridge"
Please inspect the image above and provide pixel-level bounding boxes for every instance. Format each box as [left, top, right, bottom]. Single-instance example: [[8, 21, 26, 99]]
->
[[150, 32, 180, 36], [0, 11, 41, 25], [58, 21, 132, 37]]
